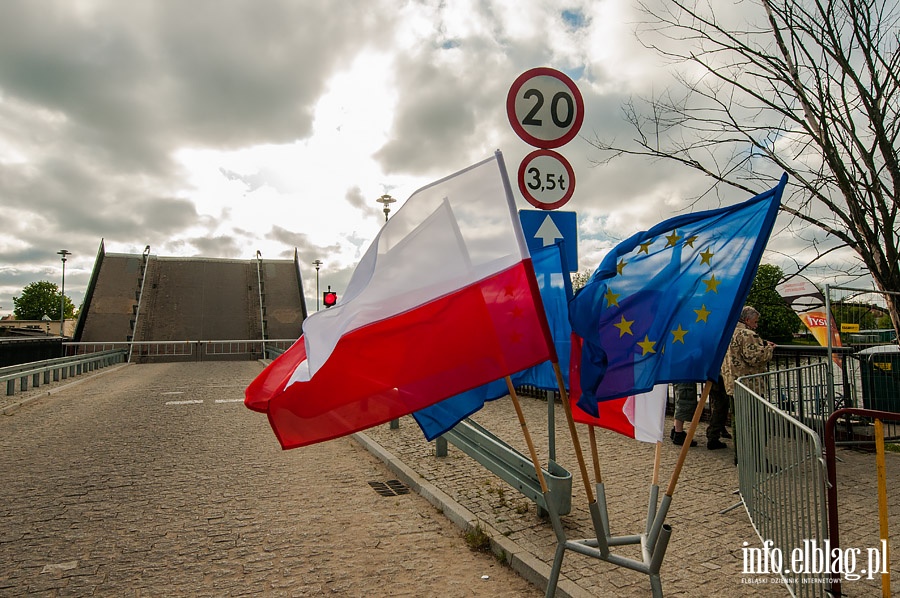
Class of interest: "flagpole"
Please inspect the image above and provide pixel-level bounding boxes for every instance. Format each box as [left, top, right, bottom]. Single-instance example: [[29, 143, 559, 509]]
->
[[666, 380, 711, 497], [646, 441, 663, 537], [551, 361, 594, 503], [551, 361, 610, 557], [504, 376, 548, 493], [647, 379, 713, 552], [587, 425, 602, 483]]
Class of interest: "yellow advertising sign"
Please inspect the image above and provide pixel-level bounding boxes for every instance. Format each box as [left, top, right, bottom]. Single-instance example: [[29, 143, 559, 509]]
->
[[841, 323, 860, 333]]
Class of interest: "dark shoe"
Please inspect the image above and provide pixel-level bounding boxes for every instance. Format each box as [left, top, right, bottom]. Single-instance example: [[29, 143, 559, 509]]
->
[[707, 439, 727, 450], [672, 431, 697, 447], [721, 429, 732, 439]]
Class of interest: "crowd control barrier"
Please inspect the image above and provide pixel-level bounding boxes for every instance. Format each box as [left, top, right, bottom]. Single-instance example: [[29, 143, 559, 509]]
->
[[733, 366, 830, 597]]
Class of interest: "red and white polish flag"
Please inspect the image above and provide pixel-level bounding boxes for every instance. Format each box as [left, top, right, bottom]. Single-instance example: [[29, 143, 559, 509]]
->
[[245, 153, 555, 449]]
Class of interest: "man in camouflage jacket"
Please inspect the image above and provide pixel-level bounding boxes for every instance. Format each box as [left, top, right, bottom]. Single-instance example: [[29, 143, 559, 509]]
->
[[708, 305, 776, 453], [720, 306, 776, 396]]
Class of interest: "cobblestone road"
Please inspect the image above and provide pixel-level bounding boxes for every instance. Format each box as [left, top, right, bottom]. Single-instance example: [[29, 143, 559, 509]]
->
[[1, 361, 896, 597], [0, 362, 540, 597]]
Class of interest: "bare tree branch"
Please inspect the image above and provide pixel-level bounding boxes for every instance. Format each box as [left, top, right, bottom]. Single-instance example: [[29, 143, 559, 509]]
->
[[591, 0, 900, 334]]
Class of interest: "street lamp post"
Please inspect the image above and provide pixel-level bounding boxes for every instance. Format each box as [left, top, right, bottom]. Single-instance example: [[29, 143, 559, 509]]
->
[[376, 194, 400, 429], [376, 194, 396, 223], [57, 249, 71, 341], [312, 260, 323, 311]]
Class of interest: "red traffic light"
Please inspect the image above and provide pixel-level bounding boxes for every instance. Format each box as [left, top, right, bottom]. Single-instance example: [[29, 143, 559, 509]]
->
[[323, 291, 337, 308]]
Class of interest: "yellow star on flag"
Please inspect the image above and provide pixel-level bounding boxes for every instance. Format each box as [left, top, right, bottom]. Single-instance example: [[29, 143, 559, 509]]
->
[[671, 324, 689, 344], [694, 304, 711, 322], [684, 235, 698, 247], [665, 230, 682, 247], [703, 274, 721, 293], [700, 248, 714, 265], [614, 315, 634, 337], [637, 335, 657, 355], [616, 260, 626, 275], [638, 241, 652, 254], [604, 288, 620, 307]]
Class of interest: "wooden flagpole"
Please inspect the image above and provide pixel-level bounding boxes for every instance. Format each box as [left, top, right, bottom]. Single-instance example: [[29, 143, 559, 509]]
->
[[652, 441, 662, 488], [665, 380, 713, 497], [505, 376, 548, 493], [647, 381, 713, 554], [551, 361, 595, 504]]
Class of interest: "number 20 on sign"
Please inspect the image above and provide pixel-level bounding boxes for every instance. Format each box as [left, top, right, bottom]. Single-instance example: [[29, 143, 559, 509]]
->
[[506, 67, 584, 149]]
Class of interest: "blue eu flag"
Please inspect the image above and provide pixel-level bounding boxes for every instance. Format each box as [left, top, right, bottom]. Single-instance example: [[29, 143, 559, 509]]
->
[[569, 175, 786, 405]]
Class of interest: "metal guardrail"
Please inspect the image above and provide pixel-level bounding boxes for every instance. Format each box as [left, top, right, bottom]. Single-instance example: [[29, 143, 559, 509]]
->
[[733, 367, 829, 597], [264, 345, 287, 360], [2, 350, 127, 397], [437, 418, 572, 516]]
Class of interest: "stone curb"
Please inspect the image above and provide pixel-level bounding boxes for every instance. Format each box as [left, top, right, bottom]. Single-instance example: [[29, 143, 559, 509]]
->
[[354, 431, 593, 598]]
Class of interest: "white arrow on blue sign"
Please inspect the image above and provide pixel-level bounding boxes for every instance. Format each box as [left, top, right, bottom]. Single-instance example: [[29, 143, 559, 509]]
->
[[519, 210, 578, 272]]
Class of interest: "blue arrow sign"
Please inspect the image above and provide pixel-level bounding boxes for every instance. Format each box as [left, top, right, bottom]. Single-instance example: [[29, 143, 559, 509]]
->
[[519, 210, 577, 272]]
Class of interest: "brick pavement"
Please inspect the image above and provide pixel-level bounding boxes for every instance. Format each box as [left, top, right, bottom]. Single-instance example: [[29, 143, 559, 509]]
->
[[363, 395, 900, 597], [1, 362, 896, 597]]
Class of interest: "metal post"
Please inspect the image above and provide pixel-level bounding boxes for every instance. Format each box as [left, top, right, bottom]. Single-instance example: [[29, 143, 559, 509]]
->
[[256, 250, 266, 355], [312, 260, 323, 311], [57, 249, 71, 354], [824, 284, 836, 414], [377, 194, 398, 429]]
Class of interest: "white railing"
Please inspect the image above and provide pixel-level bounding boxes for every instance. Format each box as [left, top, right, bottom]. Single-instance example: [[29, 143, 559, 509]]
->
[[64, 339, 297, 362]]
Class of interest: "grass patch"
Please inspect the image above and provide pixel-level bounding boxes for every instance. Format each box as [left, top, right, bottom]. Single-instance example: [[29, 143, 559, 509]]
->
[[465, 521, 491, 553]]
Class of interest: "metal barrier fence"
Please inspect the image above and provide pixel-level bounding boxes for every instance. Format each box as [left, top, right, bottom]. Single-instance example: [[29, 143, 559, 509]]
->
[[733, 366, 830, 597], [64, 340, 297, 362], [1, 349, 128, 398], [757, 345, 900, 446]]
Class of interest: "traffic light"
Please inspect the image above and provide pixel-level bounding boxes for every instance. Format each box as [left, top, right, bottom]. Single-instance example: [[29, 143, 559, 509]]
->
[[323, 287, 337, 308]]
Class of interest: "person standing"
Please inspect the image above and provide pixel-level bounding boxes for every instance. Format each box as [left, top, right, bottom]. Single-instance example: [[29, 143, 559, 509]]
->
[[705, 377, 732, 450], [670, 382, 698, 447], [716, 305, 776, 454], [671, 380, 732, 449]]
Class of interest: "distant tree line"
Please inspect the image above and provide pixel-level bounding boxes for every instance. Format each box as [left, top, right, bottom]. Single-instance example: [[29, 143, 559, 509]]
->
[[12, 281, 76, 321]]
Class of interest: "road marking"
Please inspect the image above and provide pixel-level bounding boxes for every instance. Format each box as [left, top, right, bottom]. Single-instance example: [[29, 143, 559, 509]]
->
[[160, 391, 184, 395], [165, 400, 203, 405], [214, 399, 244, 404]]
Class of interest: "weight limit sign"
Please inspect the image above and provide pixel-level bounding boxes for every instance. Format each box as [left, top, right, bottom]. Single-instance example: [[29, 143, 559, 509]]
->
[[517, 149, 576, 210]]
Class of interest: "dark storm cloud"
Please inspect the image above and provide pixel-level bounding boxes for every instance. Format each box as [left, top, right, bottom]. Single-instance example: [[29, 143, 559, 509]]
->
[[0, 1, 392, 170], [0, 0, 398, 314]]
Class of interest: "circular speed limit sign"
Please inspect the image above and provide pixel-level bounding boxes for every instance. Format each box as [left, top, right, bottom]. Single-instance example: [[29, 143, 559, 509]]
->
[[517, 149, 576, 210], [507, 67, 584, 149]]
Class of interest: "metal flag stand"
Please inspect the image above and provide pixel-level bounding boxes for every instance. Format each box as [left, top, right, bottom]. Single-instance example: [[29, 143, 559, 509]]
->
[[537, 370, 716, 597]]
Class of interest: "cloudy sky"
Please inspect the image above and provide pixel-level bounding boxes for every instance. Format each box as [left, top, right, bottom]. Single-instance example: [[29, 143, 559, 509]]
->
[[0, 0, 832, 318]]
